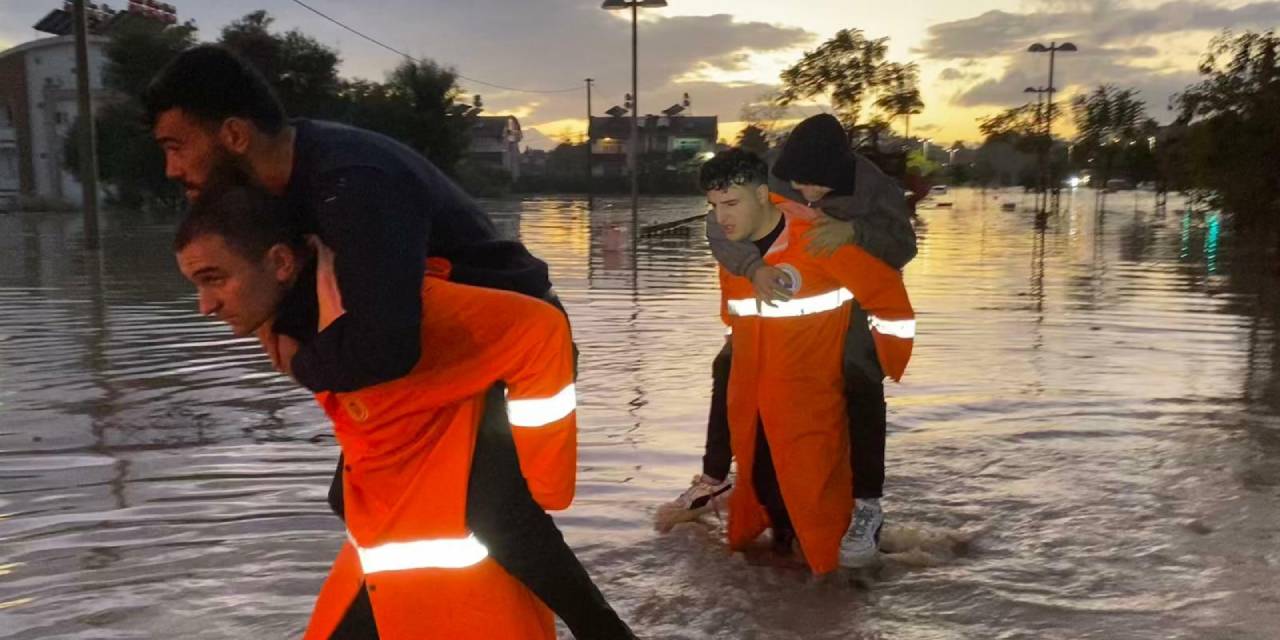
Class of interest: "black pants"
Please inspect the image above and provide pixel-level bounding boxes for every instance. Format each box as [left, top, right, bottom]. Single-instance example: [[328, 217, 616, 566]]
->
[[751, 419, 794, 551], [703, 340, 887, 500], [329, 385, 634, 639]]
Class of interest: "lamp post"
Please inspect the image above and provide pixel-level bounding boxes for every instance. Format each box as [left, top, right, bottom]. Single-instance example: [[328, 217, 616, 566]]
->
[[1028, 42, 1076, 209], [601, 0, 666, 219], [1023, 85, 1049, 118], [585, 77, 594, 208], [1024, 85, 1051, 206]]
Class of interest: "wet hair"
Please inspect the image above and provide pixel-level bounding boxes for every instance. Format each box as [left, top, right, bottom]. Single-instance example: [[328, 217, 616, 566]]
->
[[174, 184, 304, 261], [699, 148, 769, 192], [144, 45, 286, 134]]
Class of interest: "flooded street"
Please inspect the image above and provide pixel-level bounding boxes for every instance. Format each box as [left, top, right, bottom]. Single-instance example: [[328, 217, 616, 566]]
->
[[1, 189, 1278, 639]]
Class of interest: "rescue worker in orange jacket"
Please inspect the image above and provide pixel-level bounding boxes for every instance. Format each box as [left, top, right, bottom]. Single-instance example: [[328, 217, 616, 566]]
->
[[174, 185, 600, 639], [700, 149, 915, 575]]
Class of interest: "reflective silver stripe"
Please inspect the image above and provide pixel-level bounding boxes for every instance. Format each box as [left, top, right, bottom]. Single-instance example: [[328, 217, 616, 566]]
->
[[506, 383, 576, 427], [727, 298, 759, 317], [726, 288, 854, 318], [868, 316, 916, 339], [354, 533, 489, 573]]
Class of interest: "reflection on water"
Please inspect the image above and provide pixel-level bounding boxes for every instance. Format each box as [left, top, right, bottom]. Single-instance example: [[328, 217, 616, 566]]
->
[[1, 190, 1278, 639]]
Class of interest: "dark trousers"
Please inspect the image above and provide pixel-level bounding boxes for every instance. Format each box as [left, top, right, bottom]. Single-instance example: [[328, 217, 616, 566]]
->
[[751, 419, 795, 550], [330, 585, 377, 639], [703, 340, 887, 500], [329, 385, 634, 639]]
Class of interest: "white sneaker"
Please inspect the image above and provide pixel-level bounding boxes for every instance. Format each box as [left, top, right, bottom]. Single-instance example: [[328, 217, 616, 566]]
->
[[840, 498, 884, 567], [654, 474, 733, 531]]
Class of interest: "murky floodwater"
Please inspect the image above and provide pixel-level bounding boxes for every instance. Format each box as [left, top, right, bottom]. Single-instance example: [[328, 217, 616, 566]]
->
[[2, 189, 1278, 639]]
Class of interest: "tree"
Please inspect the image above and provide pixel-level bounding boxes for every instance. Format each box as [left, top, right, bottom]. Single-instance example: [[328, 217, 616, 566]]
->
[[546, 141, 588, 177], [848, 118, 894, 152], [736, 125, 769, 155], [974, 106, 1044, 188], [329, 63, 470, 177], [64, 11, 474, 205], [978, 103, 1049, 188], [102, 17, 199, 99], [334, 78, 417, 143], [1173, 29, 1280, 224], [373, 59, 472, 175], [776, 29, 900, 129], [945, 161, 973, 186], [219, 11, 342, 118], [978, 104, 1045, 150], [1070, 85, 1156, 187], [906, 149, 939, 177], [65, 102, 181, 208], [874, 63, 924, 138], [65, 17, 198, 207]]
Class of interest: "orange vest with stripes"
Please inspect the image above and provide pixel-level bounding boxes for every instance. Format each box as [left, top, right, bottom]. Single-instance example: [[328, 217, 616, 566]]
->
[[720, 196, 914, 574], [302, 272, 576, 640]]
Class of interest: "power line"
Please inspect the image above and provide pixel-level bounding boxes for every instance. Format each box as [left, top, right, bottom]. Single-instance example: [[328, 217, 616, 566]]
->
[[286, 0, 583, 94]]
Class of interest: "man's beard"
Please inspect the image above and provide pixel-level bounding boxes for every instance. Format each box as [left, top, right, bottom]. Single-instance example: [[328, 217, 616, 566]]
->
[[187, 147, 255, 201]]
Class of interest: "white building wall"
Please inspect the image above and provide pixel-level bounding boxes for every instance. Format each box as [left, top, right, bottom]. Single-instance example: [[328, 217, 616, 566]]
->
[[0, 106, 17, 201], [22, 37, 107, 201]]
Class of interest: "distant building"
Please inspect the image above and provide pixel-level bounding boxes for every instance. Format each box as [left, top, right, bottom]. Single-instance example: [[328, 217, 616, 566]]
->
[[0, 1, 179, 206], [588, 113, 718, 177], [0, 102, 18, 208], [0, 35, 111, 204], [467, 115, 522, 181]]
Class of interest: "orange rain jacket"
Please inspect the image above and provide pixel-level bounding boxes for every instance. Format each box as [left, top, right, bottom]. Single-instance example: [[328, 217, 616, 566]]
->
[[721, 196, 915, 574], [302, 267, 577, 640]]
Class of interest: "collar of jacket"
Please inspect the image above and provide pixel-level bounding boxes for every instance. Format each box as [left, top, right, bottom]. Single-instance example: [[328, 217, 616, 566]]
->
[[812, 193, 859, 219]]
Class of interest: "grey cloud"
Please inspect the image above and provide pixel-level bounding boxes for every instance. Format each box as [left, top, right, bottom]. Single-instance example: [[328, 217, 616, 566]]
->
[[940, 67, 984, 82], [343, 4, 811, 93], [954, 63, 1043, 107], [915, 10, 1051, 60], [916, 1, 1280, 60], [953, 51, 1200, 125], [0, 0, 814, 131], [922, 0, 1274, 126], [706, 51, 755, 73], [1093, 1, 1280, 44], [325, 3, 813, 127], [1075, 45, 1160, 58]]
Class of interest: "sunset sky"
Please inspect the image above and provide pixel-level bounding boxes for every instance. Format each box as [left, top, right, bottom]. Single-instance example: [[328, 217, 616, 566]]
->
[[3, 0, 1277, 148]]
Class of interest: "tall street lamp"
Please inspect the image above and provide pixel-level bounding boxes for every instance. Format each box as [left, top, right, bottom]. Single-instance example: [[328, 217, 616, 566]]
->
[[602, 0, 666, 218], [1023, 86, 1050, 119], [1028, 42, 1076, 205], [1025, 85, 1051, 200], [1027, 42, 1076, 140]]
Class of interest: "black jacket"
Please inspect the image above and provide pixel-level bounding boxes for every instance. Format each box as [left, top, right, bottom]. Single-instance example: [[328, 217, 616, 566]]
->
[[274, 119, 551, 393]]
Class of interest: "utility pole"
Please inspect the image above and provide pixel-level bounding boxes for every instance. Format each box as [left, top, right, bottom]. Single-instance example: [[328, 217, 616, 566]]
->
[[1025, 86, 1049, 212], [585, 78, 594, 208], [629, 1, 639, 228], [72, 0, 100, 250], [1046, 45, 1058, 212]]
